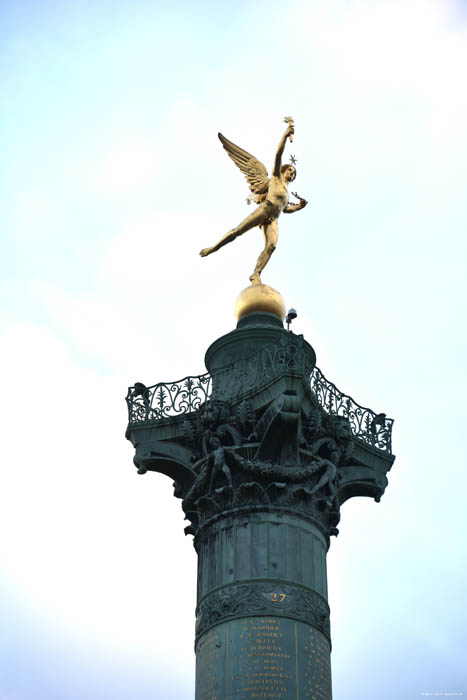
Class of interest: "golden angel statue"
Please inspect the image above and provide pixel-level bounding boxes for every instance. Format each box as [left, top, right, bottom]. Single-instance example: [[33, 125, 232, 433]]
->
[[200, 117, 308, 284]]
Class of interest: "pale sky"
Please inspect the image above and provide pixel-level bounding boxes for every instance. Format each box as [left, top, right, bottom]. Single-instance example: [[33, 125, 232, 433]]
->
[[1, 1, 467, 698]]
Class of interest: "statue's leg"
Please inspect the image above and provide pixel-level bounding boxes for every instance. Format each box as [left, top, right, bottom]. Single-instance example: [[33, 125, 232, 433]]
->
[[200, 203, 269, 257], [209, 465, 218, 493], [222, 464, 233, 488], [249, 219, 278, 284], [310, 473, 326, 495]]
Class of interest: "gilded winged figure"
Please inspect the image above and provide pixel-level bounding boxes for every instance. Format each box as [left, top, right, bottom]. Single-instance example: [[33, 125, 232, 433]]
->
[[200, 118, 308, 284]]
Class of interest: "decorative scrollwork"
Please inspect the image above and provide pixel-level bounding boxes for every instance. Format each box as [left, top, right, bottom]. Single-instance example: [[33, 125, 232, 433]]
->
[[126, 335, 310, 425], [310, 367, 393, 454], [126, 374, 212, 423], [195, 580, 331, 643], [211, 332, 314, 401], [126, 335, 393, 455]]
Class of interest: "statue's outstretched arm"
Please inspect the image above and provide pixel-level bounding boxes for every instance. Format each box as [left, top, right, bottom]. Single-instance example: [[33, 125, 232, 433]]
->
[[273, 123, 294, 177]]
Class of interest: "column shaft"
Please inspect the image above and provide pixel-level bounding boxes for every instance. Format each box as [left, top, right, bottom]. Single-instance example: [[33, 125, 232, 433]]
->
[[194, 510, 332, 700]]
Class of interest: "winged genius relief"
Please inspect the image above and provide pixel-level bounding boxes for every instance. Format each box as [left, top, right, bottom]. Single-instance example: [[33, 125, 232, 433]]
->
[[200, 117, 308, 285]]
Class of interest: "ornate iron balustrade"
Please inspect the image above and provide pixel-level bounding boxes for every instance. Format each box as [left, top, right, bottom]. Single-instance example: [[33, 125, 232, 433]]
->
[[126, 339, 393, 455], [126, 374, 212, 423], [310, 367, 393, 454], [126, 334, 310, 426]]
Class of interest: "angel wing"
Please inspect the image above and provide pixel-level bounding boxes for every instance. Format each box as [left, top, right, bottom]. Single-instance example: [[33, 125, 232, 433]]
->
[[218, 133, 270, 199]]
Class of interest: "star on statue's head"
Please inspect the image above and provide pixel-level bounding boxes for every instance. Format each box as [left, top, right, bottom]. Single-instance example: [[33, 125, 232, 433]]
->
[[289, 154, 298, 165]]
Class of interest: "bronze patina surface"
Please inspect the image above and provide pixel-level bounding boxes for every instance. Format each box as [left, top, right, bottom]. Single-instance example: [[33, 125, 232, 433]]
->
[[126, 314, 394, 700]]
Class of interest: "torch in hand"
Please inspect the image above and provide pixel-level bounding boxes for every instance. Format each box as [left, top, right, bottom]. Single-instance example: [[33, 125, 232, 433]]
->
[[284, 116, 294, 142]]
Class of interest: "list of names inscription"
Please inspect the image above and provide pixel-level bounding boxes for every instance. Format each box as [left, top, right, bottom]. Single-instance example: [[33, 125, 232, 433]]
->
[[196, 616, 332, 700]]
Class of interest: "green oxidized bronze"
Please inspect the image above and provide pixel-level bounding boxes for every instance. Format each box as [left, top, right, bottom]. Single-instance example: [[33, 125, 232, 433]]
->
[[126, 315, 393, 539], [126, 312, 394, 700], [125, 118, 395, 700], [126, 332, 393, 455]]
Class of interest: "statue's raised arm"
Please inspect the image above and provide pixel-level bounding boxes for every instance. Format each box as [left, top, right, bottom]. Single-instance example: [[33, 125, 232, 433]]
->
[[273, 116, 294, 177], [200, 117, 307, 285]]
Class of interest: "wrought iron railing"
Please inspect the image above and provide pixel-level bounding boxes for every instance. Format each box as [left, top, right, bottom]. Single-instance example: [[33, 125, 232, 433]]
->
[[310, 367, 393, 454], [126, 338, 393, 454], [126, 375, 212, 423]]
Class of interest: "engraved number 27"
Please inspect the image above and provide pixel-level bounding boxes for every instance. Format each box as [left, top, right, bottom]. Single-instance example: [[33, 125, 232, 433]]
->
[[271, 592, 286, 602]]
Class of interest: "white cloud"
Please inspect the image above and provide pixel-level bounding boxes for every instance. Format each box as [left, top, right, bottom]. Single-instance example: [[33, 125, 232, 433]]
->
[[89, 140, 161, 194], [0, 322, 197, 666], [31, 205, 274, 379]]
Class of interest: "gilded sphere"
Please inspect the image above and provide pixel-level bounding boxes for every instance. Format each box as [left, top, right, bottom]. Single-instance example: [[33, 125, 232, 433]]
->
[[235, 284, 286, 322]]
